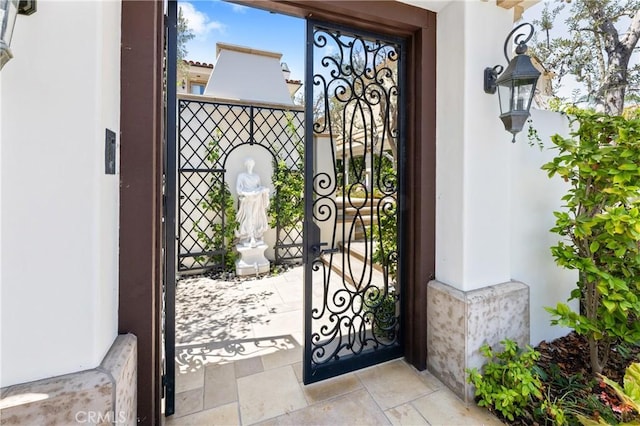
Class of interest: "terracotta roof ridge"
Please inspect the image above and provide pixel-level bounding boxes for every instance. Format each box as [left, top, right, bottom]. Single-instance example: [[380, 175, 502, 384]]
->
[[182, 59, 214, 68]]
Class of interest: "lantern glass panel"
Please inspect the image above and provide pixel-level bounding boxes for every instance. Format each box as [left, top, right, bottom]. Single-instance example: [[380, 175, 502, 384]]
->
[[1, 0, 19, 46], [512, 78, 536, 111], [497, 84, 511, 114]]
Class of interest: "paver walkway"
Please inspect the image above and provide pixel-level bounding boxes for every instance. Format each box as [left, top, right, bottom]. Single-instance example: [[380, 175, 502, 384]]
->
[[165, 266, 501, 425]]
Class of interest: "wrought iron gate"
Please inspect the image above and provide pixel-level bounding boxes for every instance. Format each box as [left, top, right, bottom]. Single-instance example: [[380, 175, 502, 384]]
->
[[303, 21, 406, 383]]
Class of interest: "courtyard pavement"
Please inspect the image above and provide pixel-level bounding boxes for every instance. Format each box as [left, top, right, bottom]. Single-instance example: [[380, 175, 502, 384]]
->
[[165, 266, 501, 425]]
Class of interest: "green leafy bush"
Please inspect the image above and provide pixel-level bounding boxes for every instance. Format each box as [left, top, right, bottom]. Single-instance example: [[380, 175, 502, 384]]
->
[[267, 113, 303, 235], [268, 159, 303, 230], [542, 108, 640, 374], [371, 153, 398, 280], [195, 134, 239, 271], [372, 203, 397, 280], [467, 339, 543, 421], [363, 287, 397, 340]]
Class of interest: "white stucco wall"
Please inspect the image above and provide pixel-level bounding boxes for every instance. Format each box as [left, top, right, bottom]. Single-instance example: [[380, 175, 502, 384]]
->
[[0, 72, 3, 381], [434, 1, 465, 286], [436, 1, 514, 291], [511, 109, 577, 345], [0, 1, 121, 387], [416, 0, 575, 344], [205, 45, 294, 106]]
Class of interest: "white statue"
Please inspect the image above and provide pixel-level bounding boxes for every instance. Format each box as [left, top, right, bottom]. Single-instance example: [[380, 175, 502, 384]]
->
[[235, 157, 270, 247]]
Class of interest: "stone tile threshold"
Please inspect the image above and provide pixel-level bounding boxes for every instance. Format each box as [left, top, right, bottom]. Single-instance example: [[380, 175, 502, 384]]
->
[[164, 354, 501, 426]]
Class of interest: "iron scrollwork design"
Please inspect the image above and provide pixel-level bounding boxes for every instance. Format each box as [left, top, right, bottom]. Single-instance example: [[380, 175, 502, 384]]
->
[[309, 24, 402, 368]]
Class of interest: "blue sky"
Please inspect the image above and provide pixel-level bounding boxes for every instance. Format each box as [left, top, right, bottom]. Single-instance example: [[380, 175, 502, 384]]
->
[[180, 0, 638, 104], [180, 1, 555, 91], [180, 1, 305, 81]]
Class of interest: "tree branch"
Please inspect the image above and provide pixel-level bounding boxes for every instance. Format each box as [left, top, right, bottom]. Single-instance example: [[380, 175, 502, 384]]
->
[[594, 33, 607, 83], [585, 0, 620, 51], [621, 8, 640, 54], [576, 27, 608, 35]]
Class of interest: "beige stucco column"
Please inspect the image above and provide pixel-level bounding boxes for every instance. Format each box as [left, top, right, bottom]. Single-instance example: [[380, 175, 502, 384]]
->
[[429, 0, 530, 402]]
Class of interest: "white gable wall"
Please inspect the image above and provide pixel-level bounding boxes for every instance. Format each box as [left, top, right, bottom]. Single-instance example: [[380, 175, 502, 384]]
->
[[204, 45, 294, 106], [0, 1, 121, 387]]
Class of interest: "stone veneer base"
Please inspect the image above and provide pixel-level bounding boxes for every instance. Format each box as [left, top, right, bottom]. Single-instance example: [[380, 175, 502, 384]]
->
[[0, 334, 137, 425], [427, 280, 529, 403]]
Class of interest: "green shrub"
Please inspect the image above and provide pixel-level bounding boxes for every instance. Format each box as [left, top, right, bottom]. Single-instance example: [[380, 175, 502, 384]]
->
[[267, 112, 304, 250], [195, 134, 238, 271], [467, 339, 543, 422], [363, 287, 397, 340], [371, 153, 398, 280], [268, 159, 303, 230], [538, 395, 569, 426], [542, 108, 640, 374], [372, 202, 397, 280]]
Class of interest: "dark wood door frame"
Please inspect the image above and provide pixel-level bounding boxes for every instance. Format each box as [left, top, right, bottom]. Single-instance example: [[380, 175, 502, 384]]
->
[[118, 1, 435, 423], [119, 1, 164, 425]]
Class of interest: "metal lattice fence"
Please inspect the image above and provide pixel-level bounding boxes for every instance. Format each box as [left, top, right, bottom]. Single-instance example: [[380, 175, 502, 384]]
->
[[177, 98, 304, 273]]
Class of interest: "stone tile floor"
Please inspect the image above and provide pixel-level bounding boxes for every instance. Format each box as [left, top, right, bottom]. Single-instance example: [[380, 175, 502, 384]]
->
[[165, 266, 501, 425], [165, 356, 502, 426]]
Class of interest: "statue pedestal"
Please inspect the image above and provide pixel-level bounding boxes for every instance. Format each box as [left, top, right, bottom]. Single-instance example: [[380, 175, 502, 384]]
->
[[235, 243, 270, 276]]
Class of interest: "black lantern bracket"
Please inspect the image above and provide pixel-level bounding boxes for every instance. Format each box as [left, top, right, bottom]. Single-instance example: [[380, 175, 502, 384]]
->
[[484, 22, 535, 95], [484, 65, 503, 95]]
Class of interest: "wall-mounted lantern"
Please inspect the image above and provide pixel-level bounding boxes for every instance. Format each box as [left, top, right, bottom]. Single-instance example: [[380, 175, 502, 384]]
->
[[484, 23, 541, 143], [0, 0, 37, 71]]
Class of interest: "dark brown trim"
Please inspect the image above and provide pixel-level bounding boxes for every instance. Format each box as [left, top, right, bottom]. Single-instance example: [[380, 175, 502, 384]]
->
[[119, 1, 164, 425], [404, 18, 437, 369]]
